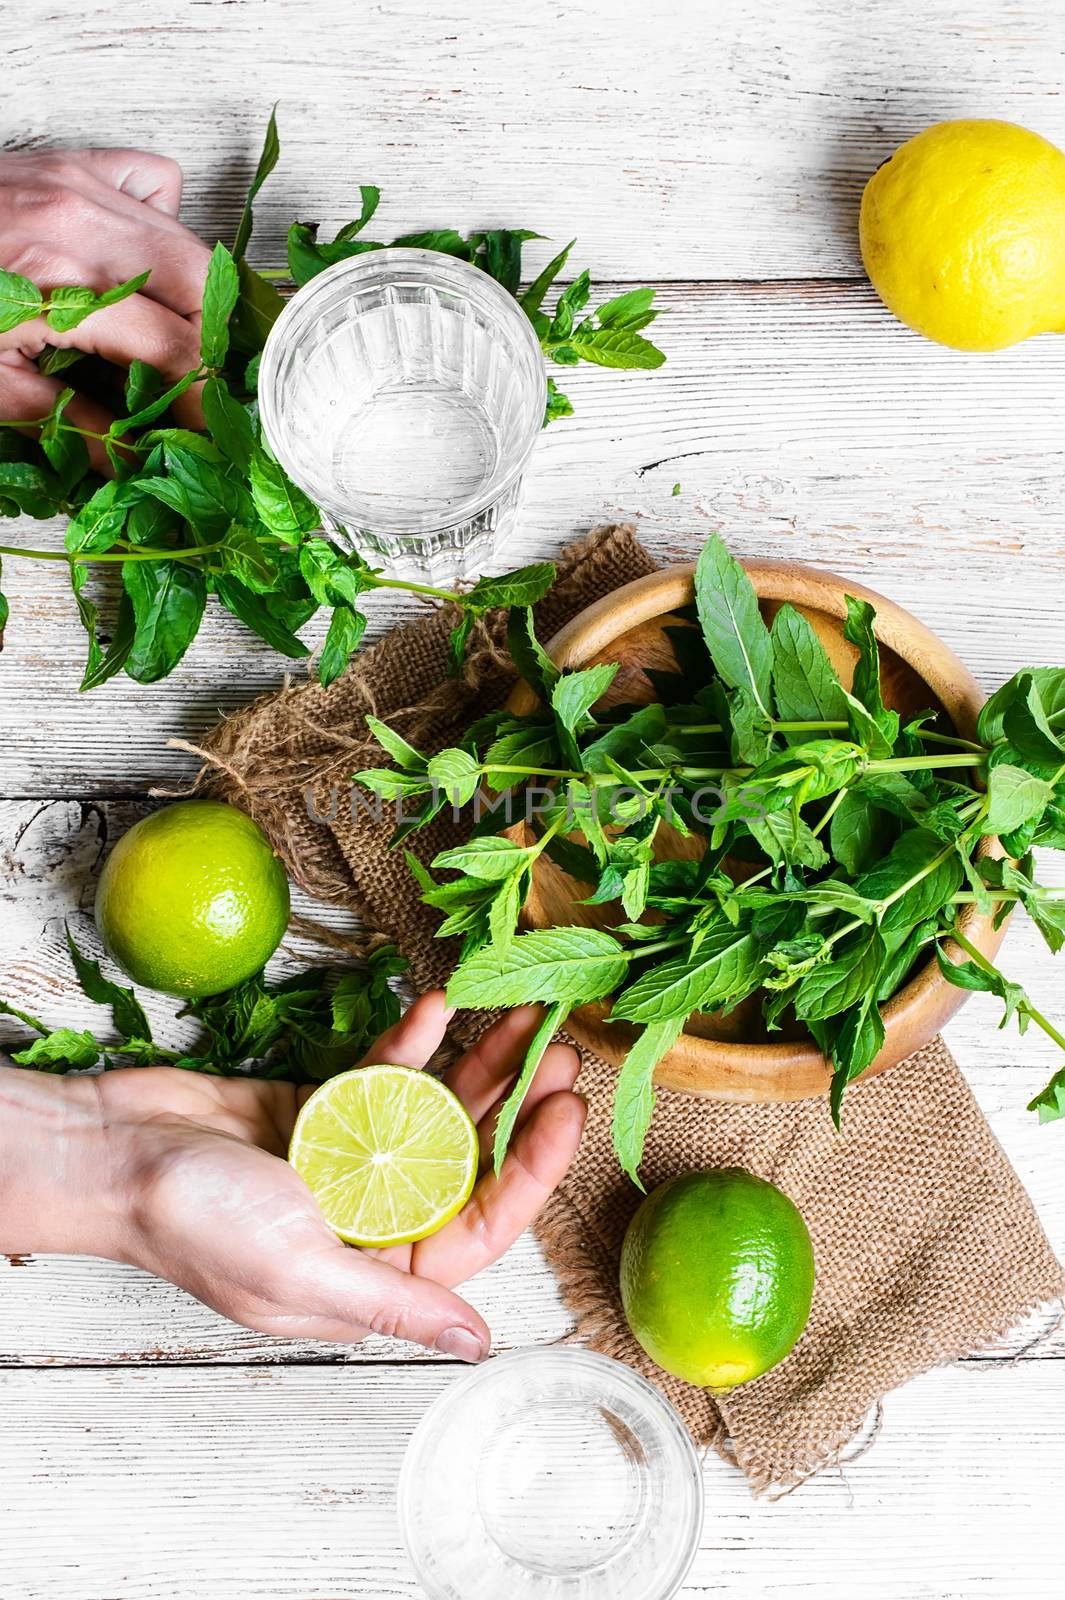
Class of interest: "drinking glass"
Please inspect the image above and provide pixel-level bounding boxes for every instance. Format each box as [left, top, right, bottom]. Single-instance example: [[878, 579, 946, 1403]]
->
[[257, 248, 547, 583], [397, 1347, 704, 1600]]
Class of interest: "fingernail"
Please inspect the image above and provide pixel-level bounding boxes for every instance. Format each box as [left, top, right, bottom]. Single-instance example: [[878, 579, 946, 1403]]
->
[[436, 1326, 486, 1363], [442, 1004, 457, 1022]]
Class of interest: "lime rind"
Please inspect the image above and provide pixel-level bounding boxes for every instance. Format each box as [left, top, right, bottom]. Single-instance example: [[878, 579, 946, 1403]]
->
[[289, 1064, 479, 1248]]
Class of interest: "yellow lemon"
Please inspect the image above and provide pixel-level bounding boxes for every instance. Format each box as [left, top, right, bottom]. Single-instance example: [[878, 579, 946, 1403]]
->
[[859, 119, 1065, 350]]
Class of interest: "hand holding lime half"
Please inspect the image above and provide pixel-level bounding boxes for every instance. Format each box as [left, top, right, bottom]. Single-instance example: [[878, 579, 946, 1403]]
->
[[4, 993, 585, 1364], [95, 800, 290, 997]]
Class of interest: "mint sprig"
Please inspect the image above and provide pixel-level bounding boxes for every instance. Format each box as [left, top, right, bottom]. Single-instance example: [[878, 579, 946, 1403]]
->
[[0, 109, 662, 684], [0, 924, 407, 1083]]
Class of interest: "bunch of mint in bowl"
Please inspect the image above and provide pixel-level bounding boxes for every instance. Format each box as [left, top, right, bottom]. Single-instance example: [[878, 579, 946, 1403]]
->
[[357, 535, 1065, 1183]]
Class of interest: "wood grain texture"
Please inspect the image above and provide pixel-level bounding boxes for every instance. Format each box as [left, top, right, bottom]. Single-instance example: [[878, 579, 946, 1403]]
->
[[5, 0, 1065, 281], [0, 1361, 1060, 1599]]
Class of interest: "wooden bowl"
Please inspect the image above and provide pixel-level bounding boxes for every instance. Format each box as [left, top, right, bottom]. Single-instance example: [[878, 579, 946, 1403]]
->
[[505, 558, 1006, 1103]]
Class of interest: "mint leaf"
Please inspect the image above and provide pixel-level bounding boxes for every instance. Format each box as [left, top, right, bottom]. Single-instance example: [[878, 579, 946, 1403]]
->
[[365, 715, 427, 773], [232, 104, 281, 262], [446, 926, 628, 1009], [334, 185, 382, 242], [596, 287, 658, 330], [46, 272, 150, 333], [829, 789, 892, 875], [770, 603, 849, 725], [433, 836, 534, 881], [551, 662, 619, 738], [520, 240, 574, 318], [547, 271, 591, 341], [427, 746, 481, 807], [829, 999, 885, 1126], [611, 1016, 686, 1188], [65, 923, 151, 1042], [479, 229, 540, 295], [122, 560, 207, 683], [65, 480, 141, 555], [125, 359, 165, 416], [484, 721, 561, 791], [1029, 1068, 1065, 1124], [842, 595, 899, 748], [0, 268, 43, 333], [544, 378, 574, 424], [200, 242, 240, 368], [506, 607, 560, 702], [213, 576, 312, 658], [612, 925, 760, 1024], [984, 761, 1055, 837], [202, 377, 256, 471], [464, 562, 556, 610], [565, 326, 665, 369], [491, 1000, 568, 1175], [11, 1028, 101, 1070], [250, 448, 320, 537], [39, 388, 89, 496], [794, 931, 886, 1021], [318, 604, 366, 687], [694, 534, 773, 718], [854, 827, 964, 932]]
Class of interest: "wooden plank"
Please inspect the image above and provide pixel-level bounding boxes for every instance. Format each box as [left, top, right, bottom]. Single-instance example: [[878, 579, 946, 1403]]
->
[[0, 1360, 1058, 1598], [1, 281, 1064, 796], [2, 798, 1063, 1366], [5, 0, 1065, 281]]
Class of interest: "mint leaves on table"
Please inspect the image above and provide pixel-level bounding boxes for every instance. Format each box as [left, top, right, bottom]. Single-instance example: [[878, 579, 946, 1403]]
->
[[0, 110, 662, 683], [0, 925, 407, 1082], [285, 214, 665, 420], [355, 532, 1065, 1182]]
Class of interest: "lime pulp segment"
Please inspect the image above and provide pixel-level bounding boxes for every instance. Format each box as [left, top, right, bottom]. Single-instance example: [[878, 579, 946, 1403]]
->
[[289, 1064, 479, 1248]]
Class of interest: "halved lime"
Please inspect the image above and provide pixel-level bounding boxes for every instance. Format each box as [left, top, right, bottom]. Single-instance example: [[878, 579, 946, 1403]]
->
[[289, 1065, 479, 1248]]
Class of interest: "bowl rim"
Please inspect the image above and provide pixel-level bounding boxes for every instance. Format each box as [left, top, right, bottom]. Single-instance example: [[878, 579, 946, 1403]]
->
[[504, 556, 1008, 1102]]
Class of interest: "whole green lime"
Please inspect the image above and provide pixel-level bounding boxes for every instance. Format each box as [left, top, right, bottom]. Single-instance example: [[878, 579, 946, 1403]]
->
[[95, 801, 290, 998], [619, 1168, 815, 1390]]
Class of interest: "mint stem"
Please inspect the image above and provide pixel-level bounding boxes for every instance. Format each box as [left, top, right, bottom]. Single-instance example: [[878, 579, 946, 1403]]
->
[[948, 925, 1065, 1057]]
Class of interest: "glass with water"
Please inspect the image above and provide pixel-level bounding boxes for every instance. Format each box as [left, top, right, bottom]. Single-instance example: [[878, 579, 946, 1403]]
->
[[258, 249, 547, 583], [397, 1347, 704, 1600]]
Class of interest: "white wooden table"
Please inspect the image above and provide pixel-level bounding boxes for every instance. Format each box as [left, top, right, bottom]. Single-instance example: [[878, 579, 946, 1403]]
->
[[2, 3, 1064, 1595]]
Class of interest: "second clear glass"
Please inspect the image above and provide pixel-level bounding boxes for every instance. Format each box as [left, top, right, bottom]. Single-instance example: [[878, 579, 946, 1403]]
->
[[257, 248, 547, 584]]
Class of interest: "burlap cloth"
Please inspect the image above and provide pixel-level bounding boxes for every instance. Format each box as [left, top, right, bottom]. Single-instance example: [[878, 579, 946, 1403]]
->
[[186, 524, 1063, 1494]]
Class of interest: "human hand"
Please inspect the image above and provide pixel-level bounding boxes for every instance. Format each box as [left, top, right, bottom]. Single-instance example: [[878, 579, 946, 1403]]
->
[[0, 148, 211, 466], [2, 993, 584, 1361]]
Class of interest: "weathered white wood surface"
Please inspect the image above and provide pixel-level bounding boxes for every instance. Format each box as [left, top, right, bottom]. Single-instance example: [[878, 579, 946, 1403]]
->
[[2, 1363, 1063, 1600], [2, 1, 1065, 1596], [7, 0, 1065, 282]]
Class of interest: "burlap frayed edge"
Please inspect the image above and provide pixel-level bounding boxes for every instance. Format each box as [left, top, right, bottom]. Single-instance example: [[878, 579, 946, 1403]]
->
[[743, 1289, 1065, 1498], [148, 611, 508, 905], [149, 523, 642, 906]]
